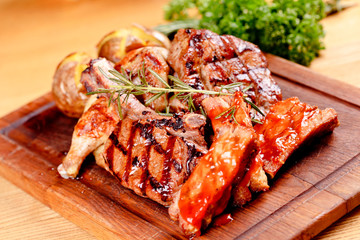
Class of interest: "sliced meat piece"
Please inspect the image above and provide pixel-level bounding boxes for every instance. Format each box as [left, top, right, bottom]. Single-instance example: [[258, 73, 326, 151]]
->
[[101, 112, 207, 206], [168, 29, 282, 120], [114, 47, 170, 112], [232, 97, 340, 206], [169, 93, 256, 237]]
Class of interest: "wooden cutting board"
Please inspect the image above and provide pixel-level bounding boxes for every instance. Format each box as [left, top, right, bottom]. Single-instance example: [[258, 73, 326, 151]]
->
[[0, 55, 360, 240]]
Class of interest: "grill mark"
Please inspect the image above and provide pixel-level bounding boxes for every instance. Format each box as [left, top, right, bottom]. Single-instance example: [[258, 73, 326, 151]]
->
[[105, 128, 123, 183], [109, 124, 127, 156], [151, 136, 176, 201], [123, 121, 137, 182], [149, 177, 171, 202], [150, 115, 184, 132], [105, 144, 115, 173], [145, 53, 162, 69], [184, 140, 204, 178], [137, 123, 154, 195], [161, 136, 177, 184], [173, 160, 183, 173]]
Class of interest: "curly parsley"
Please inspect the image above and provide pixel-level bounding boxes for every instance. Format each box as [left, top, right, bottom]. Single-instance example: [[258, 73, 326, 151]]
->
[[158, 0, 326, 66]]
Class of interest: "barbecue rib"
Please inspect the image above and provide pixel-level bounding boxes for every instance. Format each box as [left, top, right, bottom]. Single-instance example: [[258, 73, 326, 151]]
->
[[169, 93, 256, 237], [167, 29, 282, 120], [232, 97, 340, 206]]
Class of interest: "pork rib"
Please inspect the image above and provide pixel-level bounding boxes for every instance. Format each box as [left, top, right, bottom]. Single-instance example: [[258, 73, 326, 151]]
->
[[232, 97, 340, 206], [169, 93, 256, 237]]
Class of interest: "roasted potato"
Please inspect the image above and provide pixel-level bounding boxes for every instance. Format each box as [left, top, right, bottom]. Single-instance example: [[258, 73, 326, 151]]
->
[[52, 52, 92, 118], [97, 24, 171, 63]]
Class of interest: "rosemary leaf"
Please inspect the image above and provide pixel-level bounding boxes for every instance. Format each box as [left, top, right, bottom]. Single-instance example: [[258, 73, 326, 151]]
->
[[231, 107, 240, 125], [242, 84, 253, 93], [109, 69, 134, 86], [86, 89, 111, 95], [251, 118, 263, 124], [188, 94, 196, 112], [199, 106, 206, 118], [98, 67, 112, 80], [220, 82, 243, 92], [148, 68, 171, 89], [157, 112, 174, 117], [145, 92, 165, 106], [108, 91, 115, 107], [117, 95, 123, 120], [244, 98, 265, 116], [215, 107, 232, 119], [224, 106, 235, 118]]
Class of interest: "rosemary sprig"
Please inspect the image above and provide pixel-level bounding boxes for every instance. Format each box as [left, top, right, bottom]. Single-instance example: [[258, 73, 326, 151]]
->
[[89, 67, 265, 124], [88, 68, 233, 118], [215, 106, 239, 125]]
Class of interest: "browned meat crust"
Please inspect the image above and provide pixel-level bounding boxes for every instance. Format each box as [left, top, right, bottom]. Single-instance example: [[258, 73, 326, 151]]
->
[[167, 29, 282, 119], [114, 47, 170, 112], [102, 112, 208, 206]]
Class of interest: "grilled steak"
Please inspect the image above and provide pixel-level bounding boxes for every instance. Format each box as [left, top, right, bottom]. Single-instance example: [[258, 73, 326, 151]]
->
[[232, 97, 340, 206], [167, 29, 282, 120], [114, 46, 170, 112], [169, 93, 256, 237]]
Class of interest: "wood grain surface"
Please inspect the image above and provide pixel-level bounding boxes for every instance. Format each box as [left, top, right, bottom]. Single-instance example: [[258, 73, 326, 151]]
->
[[1, 0, 360, 239]]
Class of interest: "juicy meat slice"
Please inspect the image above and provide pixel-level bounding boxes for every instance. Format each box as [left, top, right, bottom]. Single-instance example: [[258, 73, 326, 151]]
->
[[167, 29, 282, 119], [114, 47, 170, 112], [232, 97, 340, 206], [101, 112, 208, 206], [169, 93, 256, 237]]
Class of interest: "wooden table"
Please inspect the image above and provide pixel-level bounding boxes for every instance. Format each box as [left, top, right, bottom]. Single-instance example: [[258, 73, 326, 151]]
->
[[1, 0, 359, 239]]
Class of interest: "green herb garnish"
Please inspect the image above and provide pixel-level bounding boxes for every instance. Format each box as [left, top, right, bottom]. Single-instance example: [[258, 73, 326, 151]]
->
[[89, 67, 264, 123], [157, 0, 326, 66]]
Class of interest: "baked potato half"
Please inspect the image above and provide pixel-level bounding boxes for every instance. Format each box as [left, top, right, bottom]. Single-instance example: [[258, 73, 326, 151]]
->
[[52, 52, 92, 118], [97, 24, 171, 63]]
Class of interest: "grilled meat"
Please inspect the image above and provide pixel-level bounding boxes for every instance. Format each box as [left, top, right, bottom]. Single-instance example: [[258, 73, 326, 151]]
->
[[58, 95, 120, 179], [169, 93, 256, 237], [58, 58, 129, 179], [102, 112, 207, 206], [232, 97, 340, 206], [167, 29, 282, 119], [58, 57, 208, 206], [114, 47, 170, 112], [56, 28, 341, 238]]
